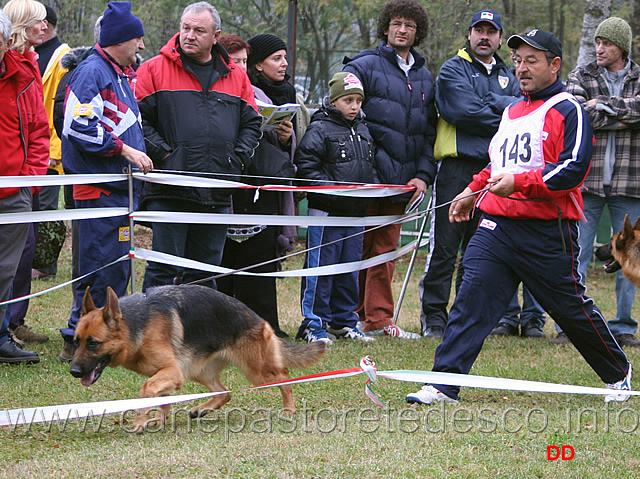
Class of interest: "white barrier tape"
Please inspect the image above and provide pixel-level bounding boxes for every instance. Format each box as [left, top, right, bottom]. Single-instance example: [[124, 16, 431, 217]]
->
[[132, 211, 410, 227], [132, 237, 427, 278], [133, 172, 412, 197], [0, 174, 128, 188], [377, 370, 640, 397], [0, 207, 129, 225], [3, 364, 636, 427], [0, 368, 364, 427], [0, 255, 129, 307], [132, 172, 248, 189], [0, 173, 412, 199]]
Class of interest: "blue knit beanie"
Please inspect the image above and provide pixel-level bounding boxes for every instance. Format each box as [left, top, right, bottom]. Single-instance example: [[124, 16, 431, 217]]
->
[[99, 2, 144, 47]]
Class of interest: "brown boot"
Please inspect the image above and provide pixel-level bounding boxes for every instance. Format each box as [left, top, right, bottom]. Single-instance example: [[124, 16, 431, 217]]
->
[[59, 340, 74, 363], [10, 324, 49, 344]]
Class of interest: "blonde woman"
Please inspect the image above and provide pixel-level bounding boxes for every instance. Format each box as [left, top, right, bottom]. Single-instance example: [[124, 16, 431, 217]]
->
[[2, 0, 48, 345]]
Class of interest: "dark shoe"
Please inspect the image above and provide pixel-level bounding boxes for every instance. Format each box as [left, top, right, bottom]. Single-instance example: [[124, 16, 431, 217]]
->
[[490, 322, 518, 336], [274, 329, 290, 338], [521, 322, 546, 338], [0, 338, 40, 364], [31, 268, 53, 280], [11, 324, 50, 344], [423, 326, 444, 338], [59, 340, 74, 363], [616, 334, 640, 347], [549, 332, 570, 344]]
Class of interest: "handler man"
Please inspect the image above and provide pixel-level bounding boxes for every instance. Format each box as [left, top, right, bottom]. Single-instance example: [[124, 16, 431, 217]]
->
[[406, 29, 632, 405]]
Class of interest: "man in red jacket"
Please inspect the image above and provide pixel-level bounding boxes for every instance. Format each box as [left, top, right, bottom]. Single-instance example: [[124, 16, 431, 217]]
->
[[0, 10, 49, 364], [136, 1, 261, 290], [406, 30, 632, 405]]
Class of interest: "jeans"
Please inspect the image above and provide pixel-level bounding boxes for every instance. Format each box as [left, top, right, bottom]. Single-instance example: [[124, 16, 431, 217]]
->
[[556, 192, 640, 336], [142, 200, 229, 291]]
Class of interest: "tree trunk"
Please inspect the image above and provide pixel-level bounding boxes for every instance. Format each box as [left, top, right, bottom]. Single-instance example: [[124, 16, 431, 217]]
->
[[576, 0, 612, 68]]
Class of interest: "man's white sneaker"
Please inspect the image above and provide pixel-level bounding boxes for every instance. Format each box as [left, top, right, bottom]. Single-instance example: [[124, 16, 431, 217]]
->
[[406, 385, 458, 405], [356, 322, 421, 339], [299, 327, 333, 345], [328, 326, 375, 342], [384, 324, 421, 339], [605, 364, 632, 403]]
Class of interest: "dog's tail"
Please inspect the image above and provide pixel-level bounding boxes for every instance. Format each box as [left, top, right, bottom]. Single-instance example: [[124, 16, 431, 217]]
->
[[277, 338, 326, 369]]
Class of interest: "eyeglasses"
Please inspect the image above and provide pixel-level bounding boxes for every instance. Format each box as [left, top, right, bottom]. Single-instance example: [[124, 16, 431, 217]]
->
[[389, 21, 417, 31], [512, 57, 541, 68]]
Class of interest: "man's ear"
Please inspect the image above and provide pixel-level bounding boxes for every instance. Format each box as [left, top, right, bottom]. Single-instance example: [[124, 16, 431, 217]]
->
[[550, 56, 562, 76]]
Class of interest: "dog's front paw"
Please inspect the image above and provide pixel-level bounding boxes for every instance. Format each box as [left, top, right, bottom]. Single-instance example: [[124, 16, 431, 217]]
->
[[132, 409, 166, 433]]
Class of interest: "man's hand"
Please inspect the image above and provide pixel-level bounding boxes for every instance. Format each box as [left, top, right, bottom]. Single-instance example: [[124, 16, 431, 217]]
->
[[406, 177, 427, 205], [122, 143, 154, 174], [448, 187, 476, 223], [487, 173, 515, 197]]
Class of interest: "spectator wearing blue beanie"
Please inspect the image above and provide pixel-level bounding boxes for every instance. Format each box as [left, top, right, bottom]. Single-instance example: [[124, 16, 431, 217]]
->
[[99, 1, 145, 48]]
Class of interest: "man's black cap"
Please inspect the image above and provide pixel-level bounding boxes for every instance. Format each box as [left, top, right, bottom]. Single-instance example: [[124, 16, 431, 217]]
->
[[507, 29, 562, 59]]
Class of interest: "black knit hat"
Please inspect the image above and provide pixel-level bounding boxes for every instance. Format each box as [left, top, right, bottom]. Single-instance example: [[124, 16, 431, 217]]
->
[[247, 34, 287, 68], [45, 5, 57, 26]]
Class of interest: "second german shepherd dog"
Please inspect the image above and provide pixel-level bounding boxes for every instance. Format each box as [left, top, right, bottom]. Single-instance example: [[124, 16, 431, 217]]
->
[[69, 284, 326, 432], [595, 214, 640, 287]]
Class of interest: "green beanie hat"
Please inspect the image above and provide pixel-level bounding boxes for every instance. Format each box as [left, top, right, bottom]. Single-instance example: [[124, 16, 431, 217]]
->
[[329, 72, 364, 102], [594, 17, 632, 56]]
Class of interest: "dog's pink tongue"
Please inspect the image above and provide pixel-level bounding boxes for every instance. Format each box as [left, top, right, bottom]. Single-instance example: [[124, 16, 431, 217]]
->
[[81, 371, 96, 387]]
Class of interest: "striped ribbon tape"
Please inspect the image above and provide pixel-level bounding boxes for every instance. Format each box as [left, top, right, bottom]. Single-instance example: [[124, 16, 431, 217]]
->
[[0, 172, 413, 197], [2, 357, 636, 427]]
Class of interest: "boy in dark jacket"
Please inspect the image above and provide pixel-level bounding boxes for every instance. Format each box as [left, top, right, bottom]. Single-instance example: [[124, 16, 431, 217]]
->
[[295, 72, 378, 344]]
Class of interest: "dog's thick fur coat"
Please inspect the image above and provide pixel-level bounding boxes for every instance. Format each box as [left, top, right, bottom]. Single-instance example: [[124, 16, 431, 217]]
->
[[595, 214, 640, 287], [69, 285, 326, 432]]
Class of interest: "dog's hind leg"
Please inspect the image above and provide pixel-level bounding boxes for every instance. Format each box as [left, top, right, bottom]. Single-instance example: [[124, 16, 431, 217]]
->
[[133, 366, 184, 433], [242, 363, 295, 412]]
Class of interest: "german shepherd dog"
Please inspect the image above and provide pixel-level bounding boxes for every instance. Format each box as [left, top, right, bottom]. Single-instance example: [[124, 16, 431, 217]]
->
[[595, 214, 640, 287], [69, 285, 326, 433]]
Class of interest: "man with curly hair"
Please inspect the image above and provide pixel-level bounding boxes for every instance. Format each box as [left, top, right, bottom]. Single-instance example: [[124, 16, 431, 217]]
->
[[343, 0, 437, 339]]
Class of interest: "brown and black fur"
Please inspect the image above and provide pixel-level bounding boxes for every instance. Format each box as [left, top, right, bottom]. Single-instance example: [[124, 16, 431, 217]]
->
[[69, 284, 326, 433], [595, 214, 640, 287]]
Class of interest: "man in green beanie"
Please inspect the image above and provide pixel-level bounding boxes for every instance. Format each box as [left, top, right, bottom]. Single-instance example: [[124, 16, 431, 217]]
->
[[564, 17, 640, 347]]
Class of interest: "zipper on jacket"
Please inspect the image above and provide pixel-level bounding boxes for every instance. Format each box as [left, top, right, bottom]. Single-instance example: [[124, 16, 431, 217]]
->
[[351, 126, 365, 163], [16, 78, 36, 165]]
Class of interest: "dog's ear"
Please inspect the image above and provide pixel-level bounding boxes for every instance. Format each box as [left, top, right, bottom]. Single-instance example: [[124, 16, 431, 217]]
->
[[622, 214, 634, 241], [82, 286, 97, 315], [103, 287, 122, 331], [633, 215, 640, 232]]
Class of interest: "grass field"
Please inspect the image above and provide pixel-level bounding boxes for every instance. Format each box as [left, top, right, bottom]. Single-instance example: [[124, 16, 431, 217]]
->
[[1, 226, 639, 478]]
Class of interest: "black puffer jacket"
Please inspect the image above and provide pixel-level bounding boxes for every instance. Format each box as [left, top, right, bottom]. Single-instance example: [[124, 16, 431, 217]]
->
[[295, 97, 378, 216], [53, 46, 93, 138]]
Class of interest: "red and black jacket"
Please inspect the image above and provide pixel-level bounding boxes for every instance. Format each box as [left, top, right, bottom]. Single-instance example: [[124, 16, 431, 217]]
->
[[136, 34, 261, 208]]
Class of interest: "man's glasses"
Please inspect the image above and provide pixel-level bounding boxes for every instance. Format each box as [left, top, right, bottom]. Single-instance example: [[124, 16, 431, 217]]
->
[[389, 20, 417, 31]]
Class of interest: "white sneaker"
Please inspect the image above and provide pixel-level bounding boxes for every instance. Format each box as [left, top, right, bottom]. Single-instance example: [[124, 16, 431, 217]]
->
[[356, 322, 421, 339], [406, 385, 458, 405], [299, 327, 333, 345], [328, 326, 375, 342], [605, 364, 632, 403], [383, 324, 421, 339]]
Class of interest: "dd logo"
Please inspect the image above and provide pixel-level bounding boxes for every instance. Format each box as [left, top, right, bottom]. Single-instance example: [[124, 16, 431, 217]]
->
[[547, 445, 574, 461]]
